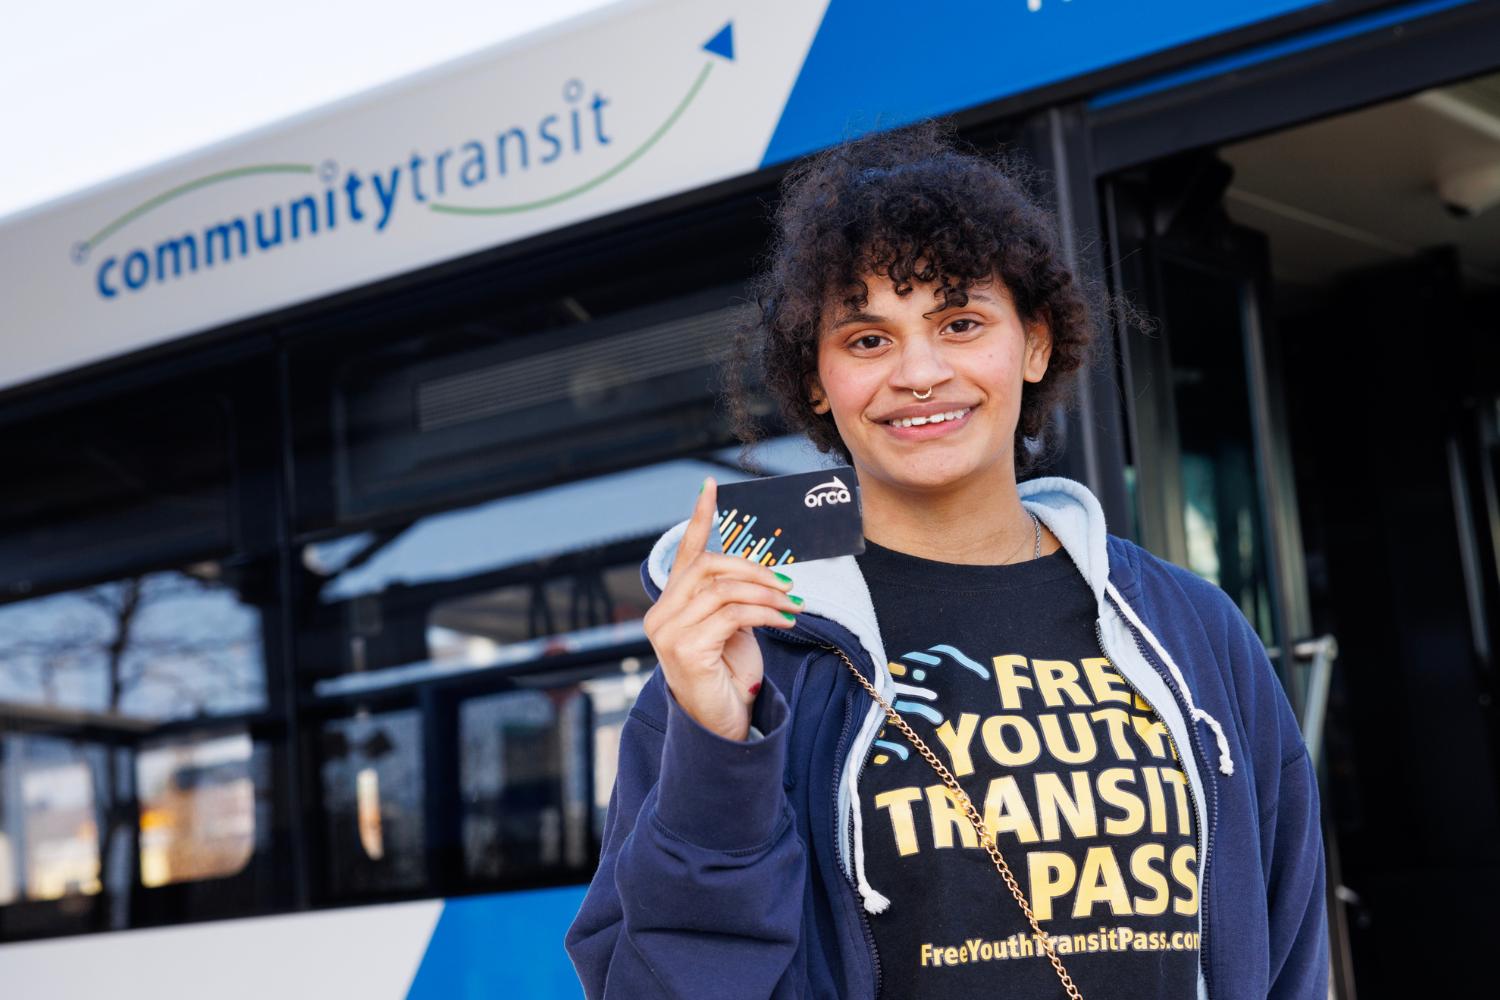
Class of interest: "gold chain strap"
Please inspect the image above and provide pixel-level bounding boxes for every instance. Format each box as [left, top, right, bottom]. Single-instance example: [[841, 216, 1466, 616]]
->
[[827, 644, 1084, 1000]]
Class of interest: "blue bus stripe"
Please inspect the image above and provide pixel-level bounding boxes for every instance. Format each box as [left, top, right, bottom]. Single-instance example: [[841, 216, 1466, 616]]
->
[[404, 885, 589, 999]]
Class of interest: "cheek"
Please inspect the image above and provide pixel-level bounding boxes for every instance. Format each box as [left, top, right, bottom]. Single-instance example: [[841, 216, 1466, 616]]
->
[[817, 357, 877, 413], [970, 345, 1025, 393]]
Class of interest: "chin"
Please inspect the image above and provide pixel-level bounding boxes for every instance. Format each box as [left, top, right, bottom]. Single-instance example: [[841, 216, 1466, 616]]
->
[[867, 456, 982, 493], [858, 438, 1016, 493]]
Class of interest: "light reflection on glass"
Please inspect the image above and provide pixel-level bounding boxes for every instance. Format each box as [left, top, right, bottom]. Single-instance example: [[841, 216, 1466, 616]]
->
[[320, 711, 425, 894], [356, 767, 384, 861], [581, 659, 652, 833], [136, 733, 255, 888], [22, 762, 101, 901], [0, 831, 15, 905]]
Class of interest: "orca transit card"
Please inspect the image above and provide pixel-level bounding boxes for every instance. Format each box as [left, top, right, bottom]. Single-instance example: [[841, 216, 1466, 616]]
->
[[712, 466, 864, 566]]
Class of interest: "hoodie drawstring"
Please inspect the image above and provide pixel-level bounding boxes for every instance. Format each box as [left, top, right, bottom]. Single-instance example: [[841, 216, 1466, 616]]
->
[[1106, 581, 1236, 777], [850, 788, 891, 914]]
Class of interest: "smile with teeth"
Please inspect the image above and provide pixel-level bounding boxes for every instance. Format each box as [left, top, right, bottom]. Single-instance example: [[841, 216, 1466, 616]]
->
[[885, 407, 972, 428]]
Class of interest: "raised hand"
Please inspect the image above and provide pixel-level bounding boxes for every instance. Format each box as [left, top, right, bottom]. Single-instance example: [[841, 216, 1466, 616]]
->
[[641, 478, 803, 741]]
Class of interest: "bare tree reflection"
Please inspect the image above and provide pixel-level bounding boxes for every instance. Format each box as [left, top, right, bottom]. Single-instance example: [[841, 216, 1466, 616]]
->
[[0, 567, 264, 721], [0, 566, 265, 928]]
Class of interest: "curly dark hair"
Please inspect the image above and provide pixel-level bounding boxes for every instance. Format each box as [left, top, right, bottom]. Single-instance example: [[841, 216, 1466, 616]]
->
[[727, 119, 1097, 475]]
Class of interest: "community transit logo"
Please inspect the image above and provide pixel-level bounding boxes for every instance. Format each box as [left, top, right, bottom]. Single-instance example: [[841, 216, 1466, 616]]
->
[[76, 22, 737, 301]]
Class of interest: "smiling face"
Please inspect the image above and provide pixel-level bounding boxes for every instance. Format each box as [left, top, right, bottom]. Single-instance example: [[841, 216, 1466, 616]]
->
[[809, 270, 1052, 503]]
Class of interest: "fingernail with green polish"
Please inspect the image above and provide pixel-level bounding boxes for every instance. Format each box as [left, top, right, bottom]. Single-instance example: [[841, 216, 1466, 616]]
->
[[780, 611, 797, 622], [774, 572, 793, 587], [788, 594, 805, 607]]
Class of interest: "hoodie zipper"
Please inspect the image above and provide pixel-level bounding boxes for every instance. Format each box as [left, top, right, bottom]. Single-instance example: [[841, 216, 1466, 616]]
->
[[775, 626, 884, 1000], [1095, 611, 1217, 1000], [837, 680, 884, 1000]]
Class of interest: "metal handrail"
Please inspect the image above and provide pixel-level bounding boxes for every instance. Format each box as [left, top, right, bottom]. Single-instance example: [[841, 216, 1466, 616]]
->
[[1292, 634, 1339, 769]]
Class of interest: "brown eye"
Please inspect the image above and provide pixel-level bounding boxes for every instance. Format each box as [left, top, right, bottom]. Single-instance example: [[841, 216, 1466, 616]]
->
[[854, 334, 885, 350], [947, 318, 978, 334]]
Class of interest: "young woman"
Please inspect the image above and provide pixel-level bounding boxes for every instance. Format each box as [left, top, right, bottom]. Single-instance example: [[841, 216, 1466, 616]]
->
[[566, 122, 1327, 1000]]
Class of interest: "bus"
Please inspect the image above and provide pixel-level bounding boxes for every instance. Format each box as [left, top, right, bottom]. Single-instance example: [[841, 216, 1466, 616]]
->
[[3, 1, 1499, 996]]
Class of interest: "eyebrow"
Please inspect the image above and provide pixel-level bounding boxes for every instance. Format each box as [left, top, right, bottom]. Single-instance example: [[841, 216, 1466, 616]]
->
[[829, 290, 1000, 330]]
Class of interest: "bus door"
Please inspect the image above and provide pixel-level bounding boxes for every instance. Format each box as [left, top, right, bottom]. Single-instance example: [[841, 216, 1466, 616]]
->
[[1102, 152, 1317, 700], [1099, 151, 1350, 991]]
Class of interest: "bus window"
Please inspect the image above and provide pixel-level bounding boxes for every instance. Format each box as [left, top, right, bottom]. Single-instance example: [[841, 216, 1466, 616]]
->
[[298, 435, 836, 697], [0, 735, 105, 906], [459, 686, 592, 879], [319, 710, 426, 895], [0, 360, 285, 941], [136, 732, 255, 888], [298, 454, 734, 697], [21, 761, 102, 901], [425, 562, 650, 681], [293, 435, 835, 905], [0, 565, 266, 723], [580, 658, 652, 837], [0, 829, 13, 905], [0, 392, 234, 601]]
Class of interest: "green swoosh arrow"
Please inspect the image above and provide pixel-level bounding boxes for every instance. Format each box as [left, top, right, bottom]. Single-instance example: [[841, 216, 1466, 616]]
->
[[428, 59, 714, 217], [78, 54, 717, 252], [82, 164, 316, 252]]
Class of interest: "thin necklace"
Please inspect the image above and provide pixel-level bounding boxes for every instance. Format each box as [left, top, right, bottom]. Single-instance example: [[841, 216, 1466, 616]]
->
[[1005, 510, 1041, 564], [874, 512, 1042, 563]]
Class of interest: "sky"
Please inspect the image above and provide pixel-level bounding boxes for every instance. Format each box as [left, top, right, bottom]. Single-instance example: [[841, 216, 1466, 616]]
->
[[0, 0, 622, 224]]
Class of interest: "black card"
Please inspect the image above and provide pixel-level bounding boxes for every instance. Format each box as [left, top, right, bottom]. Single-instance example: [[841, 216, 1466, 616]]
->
[[712, 466, 865, 566]]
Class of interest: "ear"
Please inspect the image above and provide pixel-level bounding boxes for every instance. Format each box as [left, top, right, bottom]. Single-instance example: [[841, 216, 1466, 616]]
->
[[1022, 315, 1053, 384], [807, 373, 831, 414]]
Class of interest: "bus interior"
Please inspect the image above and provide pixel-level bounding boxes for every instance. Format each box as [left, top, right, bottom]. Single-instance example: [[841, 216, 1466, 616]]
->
[[1102, 67, 1500, 995]]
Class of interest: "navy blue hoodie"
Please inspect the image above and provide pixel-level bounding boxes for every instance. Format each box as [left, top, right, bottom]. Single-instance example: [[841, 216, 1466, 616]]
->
[[565, 477, 1328, 999]]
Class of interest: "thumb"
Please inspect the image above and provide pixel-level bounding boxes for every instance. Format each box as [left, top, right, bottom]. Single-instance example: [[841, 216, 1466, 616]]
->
[[721, 627, 766, 702]]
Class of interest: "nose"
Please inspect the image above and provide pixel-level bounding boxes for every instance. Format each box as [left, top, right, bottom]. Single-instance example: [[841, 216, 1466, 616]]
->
[[891, 334, 954, 395]]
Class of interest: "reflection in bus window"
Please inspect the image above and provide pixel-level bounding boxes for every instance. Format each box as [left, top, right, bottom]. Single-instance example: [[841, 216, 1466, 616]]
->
[[305, 458, 738, 607], [22, 762, 102, 901], [356, 767, 384, 861], [427, 563, 649, 668], [580, 659, 653, 836], [0, 830, 14, 905], [136, 733, 254, 888], [305, 432, 834, 612], [320, 711, 426, 895], [0, 736, 116, 911], [1161, 262, 1276, 643], [0, 565, 266, 721], [460, 688, 591, 880], [300, 436, 828, 699]]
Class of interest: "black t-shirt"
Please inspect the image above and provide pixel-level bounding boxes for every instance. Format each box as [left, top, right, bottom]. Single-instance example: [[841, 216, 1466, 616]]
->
[[854, 540, 1200, 1000]]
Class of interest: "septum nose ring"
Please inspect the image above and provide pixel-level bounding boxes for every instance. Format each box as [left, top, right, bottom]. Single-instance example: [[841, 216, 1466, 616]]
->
[[912, 387, 933, 400]]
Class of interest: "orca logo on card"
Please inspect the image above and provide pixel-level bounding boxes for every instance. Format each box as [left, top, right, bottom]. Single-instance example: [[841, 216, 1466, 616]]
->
[[804, 475, 853, 508]]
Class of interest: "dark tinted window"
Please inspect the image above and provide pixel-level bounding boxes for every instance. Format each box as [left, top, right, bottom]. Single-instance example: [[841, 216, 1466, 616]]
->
[[0, 393, 233, 599], [459, 687, 592, 879], [318, 709, 427, 896], [0, 359, 287, 942]]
